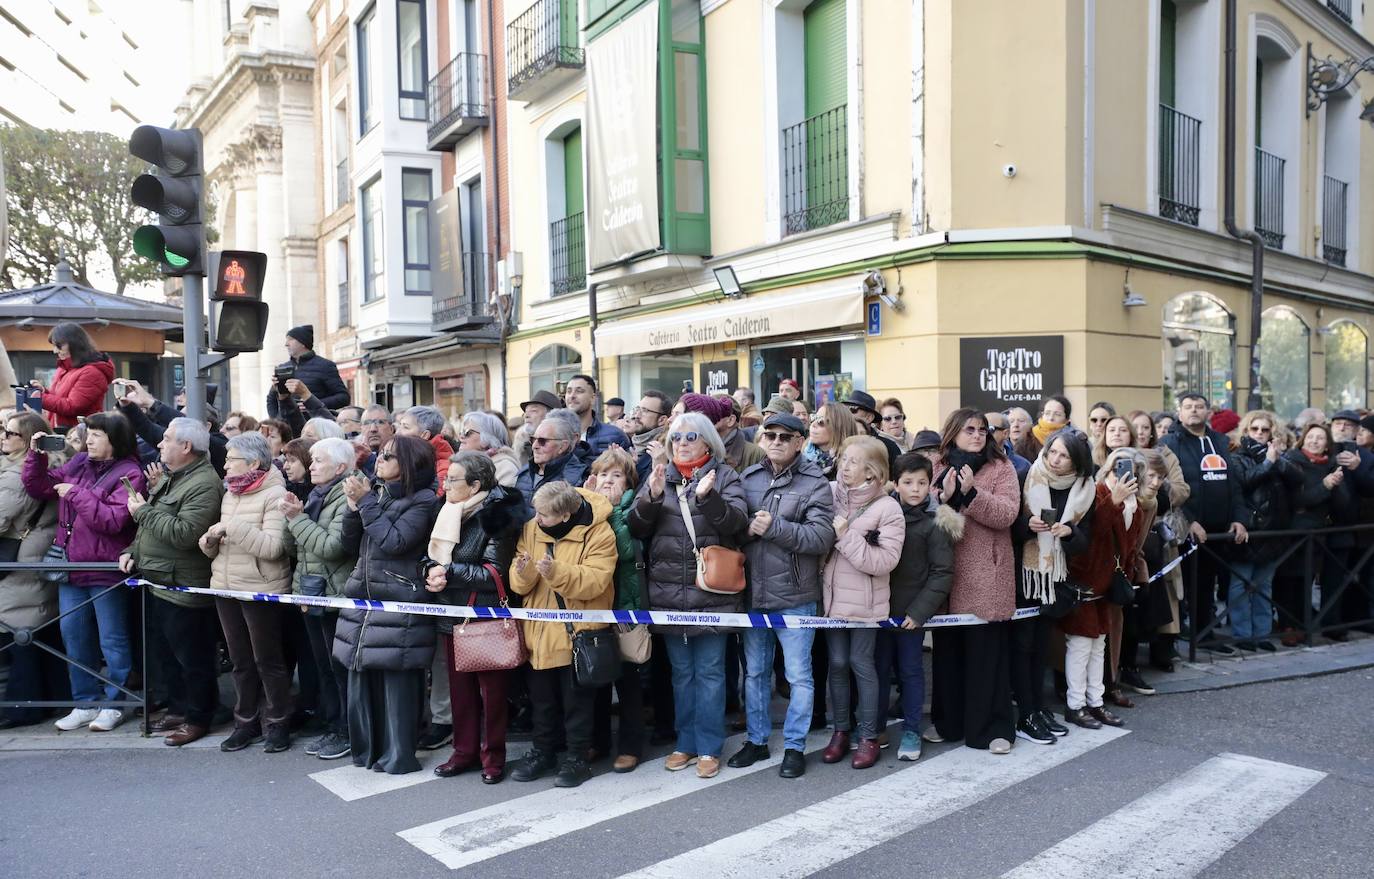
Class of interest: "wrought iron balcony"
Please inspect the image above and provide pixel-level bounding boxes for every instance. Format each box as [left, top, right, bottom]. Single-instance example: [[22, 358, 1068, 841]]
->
[[1323, 174, 1348, 267], [549, 212, 585, 296], [507, 0, 583, 103], [1158, 104, 1201, 226], [781, 105, 849, 236], [433, 251, 494, 331], [1254, 147, 1285, 249], [1327, 0, 1353, 25], [427, 54, 489, 150]]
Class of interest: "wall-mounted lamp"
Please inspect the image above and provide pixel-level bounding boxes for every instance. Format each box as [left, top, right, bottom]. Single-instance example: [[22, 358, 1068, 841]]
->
[[713, 265, 743, 299], [1308, 43, 1374, 122]]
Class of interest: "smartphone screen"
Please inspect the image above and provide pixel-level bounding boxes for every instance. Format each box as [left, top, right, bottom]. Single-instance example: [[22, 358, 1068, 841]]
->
[[120, 476, 135, 495], [1039, 508, 1059, 526]]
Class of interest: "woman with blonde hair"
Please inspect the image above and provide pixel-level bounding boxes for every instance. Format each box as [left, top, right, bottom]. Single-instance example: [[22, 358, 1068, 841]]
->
[[804, 402, 860, 480], [821, 435, 904, 769], [1090, 414, 1137, 468]]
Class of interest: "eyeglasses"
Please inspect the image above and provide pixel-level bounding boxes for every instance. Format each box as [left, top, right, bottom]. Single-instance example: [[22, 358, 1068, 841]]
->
[[461, 429, 480, 439], [962, 425, 990, 436], [633, 406, 666, 417], [224, 455, 247, 463], [1088, 417, 1110, 424], [669, 431, 701, 444], [1250, 425, 1272, 434], [531, 436, 563, 447], [2, 430, 21, 439], [811, 419, 827, 428], [881, 414, 905, 423], [760, 431, 800, 444], [443, 476, 467, 485], [362, 418, 389, 427]]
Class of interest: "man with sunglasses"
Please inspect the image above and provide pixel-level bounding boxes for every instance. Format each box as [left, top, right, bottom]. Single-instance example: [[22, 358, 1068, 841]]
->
[[514, 409, 588, 515], [729, 413, 835, 779]]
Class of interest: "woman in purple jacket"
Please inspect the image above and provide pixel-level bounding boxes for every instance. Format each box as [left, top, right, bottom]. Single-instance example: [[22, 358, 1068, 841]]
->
[[22, 411, 146, 733]]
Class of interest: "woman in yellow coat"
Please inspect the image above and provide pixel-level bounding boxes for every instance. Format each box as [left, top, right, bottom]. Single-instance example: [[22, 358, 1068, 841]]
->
[[508, 481, 617, 788]]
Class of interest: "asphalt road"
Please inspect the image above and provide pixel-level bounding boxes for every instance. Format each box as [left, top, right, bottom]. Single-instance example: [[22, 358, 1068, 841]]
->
[[4, 669, 1372, 878]]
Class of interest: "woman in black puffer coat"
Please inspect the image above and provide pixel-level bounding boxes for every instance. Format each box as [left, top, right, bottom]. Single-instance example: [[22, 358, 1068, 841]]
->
[[333, 434, 440, 774], [629, 412, 748, 778], [1227, 412, 1296, 650], [421, 451, 525, 783]]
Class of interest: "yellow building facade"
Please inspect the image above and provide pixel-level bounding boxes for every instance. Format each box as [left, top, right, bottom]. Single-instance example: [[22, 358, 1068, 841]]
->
[[502, 0, 1374, 427]]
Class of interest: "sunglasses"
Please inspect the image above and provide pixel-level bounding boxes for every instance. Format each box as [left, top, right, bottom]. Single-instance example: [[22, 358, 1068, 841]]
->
[[962, 425, 989, 436], [811, 419, 827, 428], [531, 436, 563, 447], [881, 414, 905, 422], [760, 430, 800, 443], [1250, 425, 1272, 434], [1089, 417, 1110, 424], [669, 431, 701, 444]]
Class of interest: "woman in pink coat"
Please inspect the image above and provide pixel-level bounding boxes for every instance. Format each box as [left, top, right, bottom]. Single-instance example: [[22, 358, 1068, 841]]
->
[[821, 435, 905, 769], [926, 407, 1020, 755]]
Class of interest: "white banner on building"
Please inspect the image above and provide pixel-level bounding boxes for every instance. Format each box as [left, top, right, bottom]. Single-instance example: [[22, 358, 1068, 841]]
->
[[585, 0, 660, 270]]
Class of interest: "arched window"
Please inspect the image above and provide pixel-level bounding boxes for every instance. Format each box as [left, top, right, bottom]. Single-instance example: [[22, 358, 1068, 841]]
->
[[1258, 305, 1309, 419], [529, 344, 583, 396], [1162, 292, 1235, 410], [1325, 320, 1368, 413]]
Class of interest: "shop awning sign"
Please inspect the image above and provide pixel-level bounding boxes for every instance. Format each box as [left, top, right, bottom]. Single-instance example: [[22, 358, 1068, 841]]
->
[[595, 281, 865, 357]]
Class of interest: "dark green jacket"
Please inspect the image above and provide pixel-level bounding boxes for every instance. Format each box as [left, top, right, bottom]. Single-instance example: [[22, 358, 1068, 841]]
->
[[284, 476, 357, 597], [608, 489, 644, 611], [128, 455, 224, 608]]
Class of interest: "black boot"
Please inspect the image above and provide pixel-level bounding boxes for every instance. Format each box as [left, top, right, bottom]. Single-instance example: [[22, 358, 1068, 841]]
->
[[727, 741, 770, 768], [511, 747, 558, 782], [554, 755, 591, 788]]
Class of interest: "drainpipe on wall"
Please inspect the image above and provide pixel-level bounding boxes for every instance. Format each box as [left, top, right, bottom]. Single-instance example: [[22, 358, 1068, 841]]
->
[[588, 281, 601, 392], [1224, 0, 1266, 413]]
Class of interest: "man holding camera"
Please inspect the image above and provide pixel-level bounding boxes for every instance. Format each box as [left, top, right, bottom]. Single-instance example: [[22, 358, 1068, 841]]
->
[[264, 325, 350, 418]]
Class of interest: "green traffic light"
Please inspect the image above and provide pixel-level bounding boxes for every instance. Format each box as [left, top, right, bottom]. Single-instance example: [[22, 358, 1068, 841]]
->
[[166, 251, 189, 267]]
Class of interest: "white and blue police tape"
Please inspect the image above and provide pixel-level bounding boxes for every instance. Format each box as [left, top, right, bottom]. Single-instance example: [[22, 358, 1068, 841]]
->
[[125, 578, 1040, 630]]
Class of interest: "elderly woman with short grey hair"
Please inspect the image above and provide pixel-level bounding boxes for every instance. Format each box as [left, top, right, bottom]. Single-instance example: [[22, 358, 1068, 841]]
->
[[629, 411, 748, 780], [281, 436, 360, 760], [459, 411, 520, 487], [304, 417, 344, 442], [200, 430, 293, 753]]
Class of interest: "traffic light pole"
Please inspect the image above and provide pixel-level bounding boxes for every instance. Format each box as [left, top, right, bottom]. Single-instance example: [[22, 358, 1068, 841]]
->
[[182, 274, 206, 423]]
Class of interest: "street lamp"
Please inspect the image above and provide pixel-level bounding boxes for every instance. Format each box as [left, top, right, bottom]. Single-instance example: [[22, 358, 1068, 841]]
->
[[1307, 43, 1374, 118], [713, 265, 743, 299]]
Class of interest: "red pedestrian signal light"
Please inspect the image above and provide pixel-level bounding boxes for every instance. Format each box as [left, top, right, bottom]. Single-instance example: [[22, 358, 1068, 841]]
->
[[207, 250, 270, 354], [210, 250, 267, 301]]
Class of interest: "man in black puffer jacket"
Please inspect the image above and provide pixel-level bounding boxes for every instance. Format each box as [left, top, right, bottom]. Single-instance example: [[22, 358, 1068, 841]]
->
[[265, 325, 350, 417], [1228, 416, 1296, 650]]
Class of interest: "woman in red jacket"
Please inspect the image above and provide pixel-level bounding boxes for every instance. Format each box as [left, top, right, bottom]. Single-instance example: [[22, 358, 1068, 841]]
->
[[36, 324, 114, 429]]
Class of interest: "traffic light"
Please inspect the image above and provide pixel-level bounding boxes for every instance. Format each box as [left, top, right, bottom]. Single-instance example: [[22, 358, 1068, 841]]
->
[[208, 250, 270, 354], [129, 126, 204, 276]]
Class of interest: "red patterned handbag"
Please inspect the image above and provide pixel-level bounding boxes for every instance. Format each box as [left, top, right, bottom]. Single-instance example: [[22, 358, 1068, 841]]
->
[[449, 563, 529, 673]]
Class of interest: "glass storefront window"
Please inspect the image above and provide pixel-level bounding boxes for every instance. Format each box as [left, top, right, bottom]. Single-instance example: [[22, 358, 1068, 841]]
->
[[529, 344, 583, 396], [618, 350, 693, 404], [751, 336, 866, 408], [1162, 292, 1235, 411], [1325, 321, 1368, 413], [1258, 306, 1310, 420]]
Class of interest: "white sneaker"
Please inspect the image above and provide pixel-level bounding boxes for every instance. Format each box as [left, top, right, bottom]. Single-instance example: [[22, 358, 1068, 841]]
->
[[87, 709, 126, 732], [55, 708, 100, 731]]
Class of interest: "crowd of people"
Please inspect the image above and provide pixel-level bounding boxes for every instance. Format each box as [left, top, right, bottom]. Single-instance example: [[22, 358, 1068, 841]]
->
[[2, 322, 1372, 787]]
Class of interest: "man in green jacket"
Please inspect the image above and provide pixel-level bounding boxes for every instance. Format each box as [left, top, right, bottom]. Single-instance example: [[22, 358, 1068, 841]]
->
[[120, 417, 224, 747]]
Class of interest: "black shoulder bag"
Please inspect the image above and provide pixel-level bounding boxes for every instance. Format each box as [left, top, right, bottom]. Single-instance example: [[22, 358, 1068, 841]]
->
[[550, 545, 620, 687]]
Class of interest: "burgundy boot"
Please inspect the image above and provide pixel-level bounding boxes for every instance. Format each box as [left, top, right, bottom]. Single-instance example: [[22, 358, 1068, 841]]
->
[[821, 730, 850, 764]]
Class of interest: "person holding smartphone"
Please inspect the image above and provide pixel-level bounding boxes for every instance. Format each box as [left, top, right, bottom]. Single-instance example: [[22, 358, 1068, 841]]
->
[[34, 323, 114, 430], [21, 411, 145, 733]]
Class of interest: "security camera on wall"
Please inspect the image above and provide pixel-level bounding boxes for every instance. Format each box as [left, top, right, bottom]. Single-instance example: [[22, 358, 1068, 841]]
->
[[862, 270, 904, 313]]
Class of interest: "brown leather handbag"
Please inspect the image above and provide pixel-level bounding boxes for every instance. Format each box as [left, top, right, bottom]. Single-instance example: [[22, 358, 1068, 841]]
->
[[449, 564, 529, 673], [676, 483, 746, 595]]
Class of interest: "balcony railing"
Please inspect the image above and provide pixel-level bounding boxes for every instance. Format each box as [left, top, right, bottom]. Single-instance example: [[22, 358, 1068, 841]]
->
[[549, 212, 585, 296], [1323, 174, 1348, 267], [1254, 146, 1285, 249], [507, 0, 583, 101], [337, 278, 351, 328], [433, 251, 493, 329], [426, 53, 489, 150], [781, 105, 849, 236], [1158, 104, 1201, 226], [335, 158, 350, 210], [1327, 0, 1353, 24]]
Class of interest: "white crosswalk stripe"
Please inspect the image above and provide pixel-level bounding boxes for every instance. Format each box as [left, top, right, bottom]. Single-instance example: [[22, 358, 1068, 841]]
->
[[397, 730, 828, 870], [616, 728, 1129, 879], [309, 745, 530, 802], [1000, 753, 1326, 879]]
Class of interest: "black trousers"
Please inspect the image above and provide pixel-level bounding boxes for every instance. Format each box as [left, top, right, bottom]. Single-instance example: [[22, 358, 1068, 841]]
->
[[1183, 545, 1228, 639], [1325, 546, 1373, 630], [930, 622, 1014, 749], [649, 634, 675, 737], [1, 627, 71, 724], [145, 598, 219, 728], [282, 604, 318, 714], [1009, 613, 1051, 715], [348, 667, 425, 774], [528, 664, 595, 757], [592, 661, 646, 758], [304, 611, 348, 736]]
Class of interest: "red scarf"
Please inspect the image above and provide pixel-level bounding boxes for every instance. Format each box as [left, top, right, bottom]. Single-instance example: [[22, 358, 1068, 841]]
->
[[226, 467, 271, 495], [1301, 448, 1329, 466], [673, 453, 712, 481]]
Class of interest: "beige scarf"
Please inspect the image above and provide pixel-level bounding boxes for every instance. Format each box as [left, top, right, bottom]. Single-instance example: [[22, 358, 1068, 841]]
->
[[426, 490, 489, 566], [1021, 453, 1096, 603]]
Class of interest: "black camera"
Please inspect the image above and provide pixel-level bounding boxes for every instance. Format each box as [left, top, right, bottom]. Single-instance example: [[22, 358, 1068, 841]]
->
[[273, 364, 296, 394]]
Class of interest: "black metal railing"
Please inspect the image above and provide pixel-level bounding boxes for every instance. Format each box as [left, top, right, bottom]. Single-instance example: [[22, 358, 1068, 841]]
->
[[0, 562, 150, 735], [1323, 174, 1348, 266], [1159, 104, 1202, 226], [549, 212, 585, 296], [1327, 0, 1353, 24], [781, 105, 849, 236], [507, 0, 583, 96], [433, 251, 492, 325], [335, 158, 350, 209], [337, 278, 351, 328], [1254, 146, 1285, 249], [427, 53, 489, 143], [1183, 524, 1374, 661]]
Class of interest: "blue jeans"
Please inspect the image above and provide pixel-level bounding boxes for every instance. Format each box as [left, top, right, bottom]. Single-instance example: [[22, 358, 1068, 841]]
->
[[1227, 558, 1279, 640], [57, 583, 132, 704], [874, 628, 925, 734], [742, 602, 816, 752], [664, 633, 726, 758]]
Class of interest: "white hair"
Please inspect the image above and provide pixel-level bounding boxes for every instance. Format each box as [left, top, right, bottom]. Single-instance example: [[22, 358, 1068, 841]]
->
[[668, 412, 727, 462], [305, 417, 344, 439], [227, 432, 272, 469], [541, 408, 581, 444], [406, 405, 446, 437], [311, 437, 356, 471], [167, 417, 209, 454], [460, 411, 509, 450]]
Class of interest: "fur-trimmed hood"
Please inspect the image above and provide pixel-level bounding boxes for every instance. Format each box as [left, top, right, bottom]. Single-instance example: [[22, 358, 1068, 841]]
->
[[933, 503, 966, 542]]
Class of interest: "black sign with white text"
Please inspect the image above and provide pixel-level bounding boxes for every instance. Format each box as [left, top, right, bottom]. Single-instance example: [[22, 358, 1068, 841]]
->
[[959, 336, 1064, 411], [699, 360, 739, 396]]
